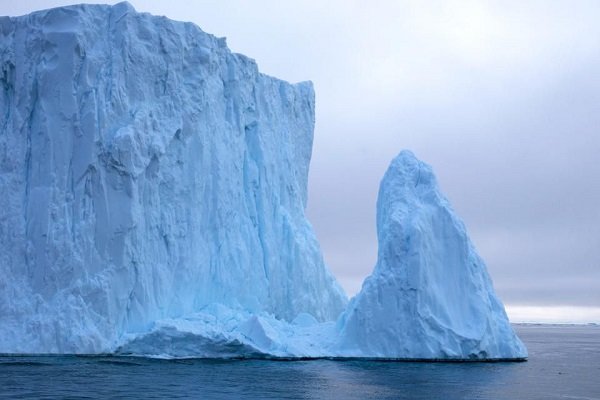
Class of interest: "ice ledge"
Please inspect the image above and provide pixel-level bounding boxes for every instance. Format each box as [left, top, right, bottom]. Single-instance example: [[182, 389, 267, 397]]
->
[[113, 303, 526, 361]]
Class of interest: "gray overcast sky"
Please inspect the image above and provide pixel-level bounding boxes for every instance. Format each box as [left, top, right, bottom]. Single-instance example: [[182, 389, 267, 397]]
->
[[5, 1, 600, 322]]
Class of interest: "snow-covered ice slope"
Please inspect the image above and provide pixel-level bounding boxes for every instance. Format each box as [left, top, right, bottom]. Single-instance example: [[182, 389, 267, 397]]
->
[[0, 2, 346, 353], [337, 151, 527, 359]]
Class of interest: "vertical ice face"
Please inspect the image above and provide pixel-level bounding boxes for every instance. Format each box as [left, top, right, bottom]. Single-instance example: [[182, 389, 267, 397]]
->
[[337, 151, 527, 359], [0, 2, 346, 353]]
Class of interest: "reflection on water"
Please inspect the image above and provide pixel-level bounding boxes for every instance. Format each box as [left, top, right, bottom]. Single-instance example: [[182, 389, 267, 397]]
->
[[1, 325, 599, 399]]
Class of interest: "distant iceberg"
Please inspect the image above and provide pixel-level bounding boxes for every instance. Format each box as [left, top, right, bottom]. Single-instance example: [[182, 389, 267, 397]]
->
[[0, 2, 526, 360]]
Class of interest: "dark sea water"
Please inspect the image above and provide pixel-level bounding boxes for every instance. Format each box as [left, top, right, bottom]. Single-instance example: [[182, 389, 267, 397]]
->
[[1, 324, 598, 399]]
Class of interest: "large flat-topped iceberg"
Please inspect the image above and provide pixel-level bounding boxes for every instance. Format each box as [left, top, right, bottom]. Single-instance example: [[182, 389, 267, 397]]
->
[[0, 2, 346, 353], [0, 2, 525, 360]]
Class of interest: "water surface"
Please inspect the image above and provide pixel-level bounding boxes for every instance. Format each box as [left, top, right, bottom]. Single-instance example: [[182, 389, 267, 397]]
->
[[1, 325, 598, 399]]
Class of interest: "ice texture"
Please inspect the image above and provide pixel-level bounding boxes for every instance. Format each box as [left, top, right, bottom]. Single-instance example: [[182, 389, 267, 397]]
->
[[0, 3, 526, 360], [0, 2, 346, 353], [337, 151, 528, 359]]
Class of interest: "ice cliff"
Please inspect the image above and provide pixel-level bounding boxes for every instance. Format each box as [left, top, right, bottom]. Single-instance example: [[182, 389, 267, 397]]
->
[[0, 2, 345, 353], [337, 151, 527, 359], [0, 3, 526, 360]]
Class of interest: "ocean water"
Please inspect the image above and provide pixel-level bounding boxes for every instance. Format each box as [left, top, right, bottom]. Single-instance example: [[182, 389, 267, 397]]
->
[[1, 324, 598, 399]]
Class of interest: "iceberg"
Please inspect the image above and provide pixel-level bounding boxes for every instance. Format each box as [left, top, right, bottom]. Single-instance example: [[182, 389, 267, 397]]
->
[[0, 2, 345, 353], [336, 151, 527, 359], [0, 2, 526, 360]]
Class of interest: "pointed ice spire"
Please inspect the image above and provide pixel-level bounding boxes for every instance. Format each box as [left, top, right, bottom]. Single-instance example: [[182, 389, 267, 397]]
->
[[338, 150, 527, 360]]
